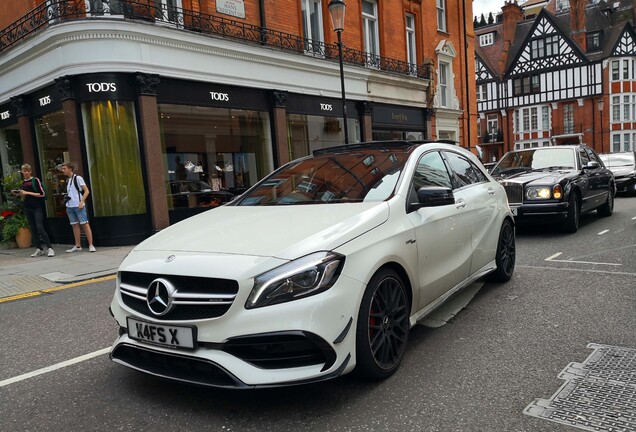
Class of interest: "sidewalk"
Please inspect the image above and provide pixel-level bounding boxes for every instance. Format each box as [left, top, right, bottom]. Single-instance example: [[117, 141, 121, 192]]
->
[[0, 243, 134, 299]]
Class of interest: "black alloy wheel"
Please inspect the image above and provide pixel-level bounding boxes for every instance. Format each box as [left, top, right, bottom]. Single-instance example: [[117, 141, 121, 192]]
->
[[597, 186, 614, 217], [355, 269, 409, 380], [486, 219, 515, 282], [562, 192, 580, 233]]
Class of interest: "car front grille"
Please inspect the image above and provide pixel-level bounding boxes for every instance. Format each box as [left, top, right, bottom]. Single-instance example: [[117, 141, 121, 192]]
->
[[501, 182, 523, 205], [119, 271, 239, 321], [111, 343, 247, 388]]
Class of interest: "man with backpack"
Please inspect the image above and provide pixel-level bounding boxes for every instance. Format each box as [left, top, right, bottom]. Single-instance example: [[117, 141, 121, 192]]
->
[[14, 163, 55, 257], [59, 162, 96, 253]]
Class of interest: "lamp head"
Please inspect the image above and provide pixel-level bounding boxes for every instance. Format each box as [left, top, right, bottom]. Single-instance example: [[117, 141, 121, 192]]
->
[[328, 0, 346, 32]]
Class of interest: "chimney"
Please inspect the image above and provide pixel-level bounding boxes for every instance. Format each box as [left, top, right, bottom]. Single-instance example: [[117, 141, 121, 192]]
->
[[569, 0, 586, 51], [499, 1, 524, 77]]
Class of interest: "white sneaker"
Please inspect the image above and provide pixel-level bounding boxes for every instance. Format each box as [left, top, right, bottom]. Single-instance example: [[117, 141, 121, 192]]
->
[[47, 248, 55, 257], [30, 248, 43, 257], [89, 245, 97, 253], [66, 246, 82, 253]]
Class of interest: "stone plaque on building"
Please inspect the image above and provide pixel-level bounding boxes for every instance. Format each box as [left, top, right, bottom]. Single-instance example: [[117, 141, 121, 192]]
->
[[216, 0, 245, 19]]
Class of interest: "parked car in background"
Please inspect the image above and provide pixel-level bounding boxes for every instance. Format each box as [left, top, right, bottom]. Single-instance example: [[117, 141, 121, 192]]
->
[[169, 180, 234, 209], [490, 145, 615, 233], [110, 141, 516, 389], [598, 151, 636, 196]]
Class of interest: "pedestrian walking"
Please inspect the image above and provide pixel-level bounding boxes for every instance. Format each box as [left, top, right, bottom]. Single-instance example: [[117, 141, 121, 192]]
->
[[59, 162, 96, 253], [13, 164, 55, 257]]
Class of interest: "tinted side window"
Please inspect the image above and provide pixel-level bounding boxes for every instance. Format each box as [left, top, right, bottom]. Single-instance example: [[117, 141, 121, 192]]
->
[[579, 148, 590, 167], [412, 151, 453, 189], [443, 151, 487, 188], [585, 148, 601, 165]]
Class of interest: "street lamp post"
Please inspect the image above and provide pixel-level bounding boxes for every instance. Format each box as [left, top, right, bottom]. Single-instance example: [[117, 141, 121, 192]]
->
[[597, 98, 605, 153], [328, 0, 348, 144]]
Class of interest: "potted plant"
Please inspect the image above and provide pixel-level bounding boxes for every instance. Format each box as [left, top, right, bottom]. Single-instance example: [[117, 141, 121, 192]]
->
[[1, 211, 31, 247]]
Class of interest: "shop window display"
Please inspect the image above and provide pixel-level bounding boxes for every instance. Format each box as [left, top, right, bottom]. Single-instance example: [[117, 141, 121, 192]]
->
[[0, 125, 23, 205], [81, 101, 146, 216], [34, 110, 70, 218], [286, 113, 360, 160], [158, 104, 274, 211]]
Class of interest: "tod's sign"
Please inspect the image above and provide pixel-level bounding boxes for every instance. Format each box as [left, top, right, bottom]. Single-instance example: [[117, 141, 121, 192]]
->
[[0, 111, 10, 120]]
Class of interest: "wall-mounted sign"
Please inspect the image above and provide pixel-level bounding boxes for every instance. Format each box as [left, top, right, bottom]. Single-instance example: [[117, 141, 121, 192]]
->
[[39, 95, 52, 107], [0, 111, 9, 120], [210, 91, 229, 102], [216, 0, 245, 19], [85, 82, 117, 93], [320, 103, 333, 111]]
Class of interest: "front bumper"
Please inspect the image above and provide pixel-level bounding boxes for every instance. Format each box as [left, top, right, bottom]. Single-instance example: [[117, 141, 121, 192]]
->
[[110, 272, 364, 388], [510, 201, 569, 221], [615, 176, 636, 194]]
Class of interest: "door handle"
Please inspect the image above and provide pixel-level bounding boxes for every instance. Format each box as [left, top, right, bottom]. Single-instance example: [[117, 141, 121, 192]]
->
[[487, 187, 496, 195], [456, 199, 466, 209]]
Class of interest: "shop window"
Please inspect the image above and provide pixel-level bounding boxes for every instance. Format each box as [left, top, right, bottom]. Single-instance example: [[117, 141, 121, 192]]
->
[[287, 113, 360, 160], [159, 104, 274, 211], [0, 125, 23, 204], [82, 101, 146, 217], [34, 110, 70, 218]]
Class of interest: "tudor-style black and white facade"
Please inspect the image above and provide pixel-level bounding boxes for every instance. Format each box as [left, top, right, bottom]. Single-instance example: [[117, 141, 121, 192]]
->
[[474, 0, 636, 162]]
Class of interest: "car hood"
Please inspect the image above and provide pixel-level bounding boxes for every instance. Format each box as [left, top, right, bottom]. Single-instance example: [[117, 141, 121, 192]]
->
[[496, 170, 571, 185], [134, 203, 390, 260], [607, 166, 635, 178]]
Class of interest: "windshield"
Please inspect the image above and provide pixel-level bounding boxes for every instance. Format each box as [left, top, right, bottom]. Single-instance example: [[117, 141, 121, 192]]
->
[[235, 149, 409, 206], [491, 148, 576, 176]]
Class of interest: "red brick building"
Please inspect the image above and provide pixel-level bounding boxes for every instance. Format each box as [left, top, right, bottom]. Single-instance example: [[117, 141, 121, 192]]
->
[[0, 0, 477, 245], [474, 0, 636, 163]]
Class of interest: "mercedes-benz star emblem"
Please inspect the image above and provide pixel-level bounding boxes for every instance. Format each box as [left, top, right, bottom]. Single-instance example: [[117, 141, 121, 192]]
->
[[165, 255, 176, 263], [146, 278, 176, 316]]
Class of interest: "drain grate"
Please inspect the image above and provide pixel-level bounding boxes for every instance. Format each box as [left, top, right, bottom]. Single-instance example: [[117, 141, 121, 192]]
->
[[524, 343, 636, 432]]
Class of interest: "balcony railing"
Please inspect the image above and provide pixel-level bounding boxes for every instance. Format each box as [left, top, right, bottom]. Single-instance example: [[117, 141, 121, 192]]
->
[[0, 0, 431, 80], [481, 129, 504, 144]]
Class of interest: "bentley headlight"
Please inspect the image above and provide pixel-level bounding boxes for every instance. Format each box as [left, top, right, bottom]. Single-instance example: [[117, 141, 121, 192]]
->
[[246, 251, 345, 309], [526, 186, 553, 200]]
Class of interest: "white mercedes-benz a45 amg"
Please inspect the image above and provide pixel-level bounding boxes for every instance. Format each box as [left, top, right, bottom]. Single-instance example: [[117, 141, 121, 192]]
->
[[109, 141, 515, 388]]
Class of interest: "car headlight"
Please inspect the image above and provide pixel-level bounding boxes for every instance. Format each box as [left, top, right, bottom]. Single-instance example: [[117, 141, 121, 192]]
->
[[526, 184, 562, 200], [246, 251, 345, 309]]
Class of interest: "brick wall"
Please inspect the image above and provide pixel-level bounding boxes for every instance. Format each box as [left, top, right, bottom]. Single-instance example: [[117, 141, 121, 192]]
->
[[0, 0, 39, 30]]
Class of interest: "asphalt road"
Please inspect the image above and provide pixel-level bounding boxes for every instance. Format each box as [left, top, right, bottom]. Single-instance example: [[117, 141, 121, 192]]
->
[[1, 197, 635, 432]]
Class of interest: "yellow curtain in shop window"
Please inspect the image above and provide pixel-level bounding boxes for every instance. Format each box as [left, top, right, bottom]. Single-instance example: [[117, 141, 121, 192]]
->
[[82, 101, 147, 217]]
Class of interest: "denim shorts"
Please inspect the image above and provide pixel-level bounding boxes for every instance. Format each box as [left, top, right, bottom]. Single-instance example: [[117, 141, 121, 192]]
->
[[67, 206, 89, 225]]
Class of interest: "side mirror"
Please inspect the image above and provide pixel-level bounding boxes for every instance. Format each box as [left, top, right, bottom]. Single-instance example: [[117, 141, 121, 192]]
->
[[410, 186, 455, 211], [583, 161, 600, 170]]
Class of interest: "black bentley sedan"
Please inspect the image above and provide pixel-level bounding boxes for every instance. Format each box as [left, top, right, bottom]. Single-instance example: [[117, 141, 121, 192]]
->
[[490, 145, 615, 233]]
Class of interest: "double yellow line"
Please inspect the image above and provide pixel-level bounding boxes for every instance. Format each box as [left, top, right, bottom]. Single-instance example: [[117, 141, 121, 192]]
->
[[0, 275, 116, 304]]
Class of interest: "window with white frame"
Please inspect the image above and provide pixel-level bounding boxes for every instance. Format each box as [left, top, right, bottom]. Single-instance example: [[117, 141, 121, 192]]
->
[[405, 14, 416, 67], [563, 104, 574, 134], [542, 106, 550, 130], [439, 62, 449, 107], [362, 0, 380, 64], [477, 121, 482, 137], [612, 58, 634, 81], [437, 0, 447, 32], [556, 0, 569, 12], [487, 115, 498, 140], [477, 84, 488, 101], [301, 0, 324, 54], [155, 0, 182, 24], [479, 33, 494, 47], [531, 107, 538, 130], [522, 109, 530, 131], [611, 94, 636, 122], [611, 132, 635, 152]]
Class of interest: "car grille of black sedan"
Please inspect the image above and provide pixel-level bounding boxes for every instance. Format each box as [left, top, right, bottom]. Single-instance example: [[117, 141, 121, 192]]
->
[[501, 182, 524, 205], [119, 271, 238, 321]]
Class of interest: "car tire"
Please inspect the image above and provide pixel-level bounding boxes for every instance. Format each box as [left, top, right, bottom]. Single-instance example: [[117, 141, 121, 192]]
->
[[597, 186, 614, 217], [355, 268, 409, 380], [562, 192, 580, 233], [486, 219, 515, 282]]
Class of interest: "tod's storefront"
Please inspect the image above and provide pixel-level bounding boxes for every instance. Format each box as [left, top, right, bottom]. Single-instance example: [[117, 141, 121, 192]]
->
[[0, 73, 429, 246]]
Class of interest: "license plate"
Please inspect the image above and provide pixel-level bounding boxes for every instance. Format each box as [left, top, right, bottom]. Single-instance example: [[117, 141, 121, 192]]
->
[[126, 317, 196, 349], [510, 207, 518, 216]]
